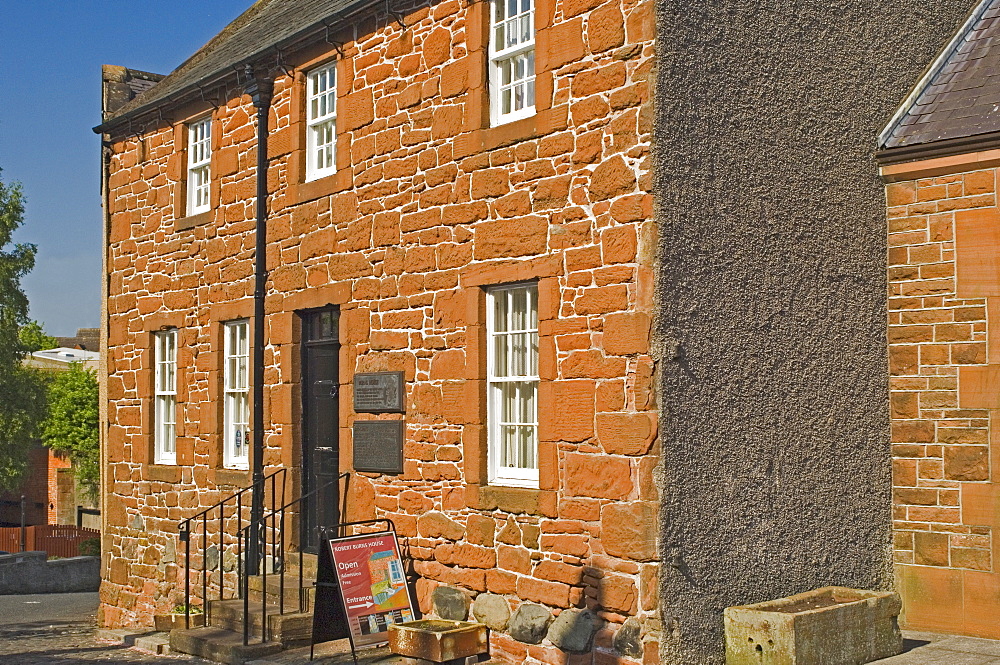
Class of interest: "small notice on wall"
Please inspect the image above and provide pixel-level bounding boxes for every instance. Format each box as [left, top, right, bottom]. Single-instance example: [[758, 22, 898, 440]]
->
[[328, 531, 414, 647], [353, 372, 405, 413]]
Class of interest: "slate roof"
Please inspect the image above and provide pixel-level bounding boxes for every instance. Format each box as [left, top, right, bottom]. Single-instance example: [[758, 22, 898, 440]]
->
[[97, 0, 373, 130], [881, 0, 1000, 151]]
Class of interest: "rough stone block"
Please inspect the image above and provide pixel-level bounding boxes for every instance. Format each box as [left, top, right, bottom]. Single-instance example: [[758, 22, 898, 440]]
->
[[508, 603, 553, 644], [472, 592, 510, 631], [547, 608, 598, 653], [432, 586, 470, 621]]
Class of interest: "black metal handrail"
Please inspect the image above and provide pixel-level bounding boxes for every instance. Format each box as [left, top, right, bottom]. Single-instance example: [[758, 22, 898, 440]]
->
[[178, 468, 288, 630], [238, 472, 350, 646]]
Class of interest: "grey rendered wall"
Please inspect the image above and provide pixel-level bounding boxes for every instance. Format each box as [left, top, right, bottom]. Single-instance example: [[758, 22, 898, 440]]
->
[[652, 2, 975, 663], [0, 552, 100, 594]]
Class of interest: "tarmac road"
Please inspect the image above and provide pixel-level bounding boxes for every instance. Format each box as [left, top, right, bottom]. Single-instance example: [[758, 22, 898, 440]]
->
[[0, 592, 205, 664]]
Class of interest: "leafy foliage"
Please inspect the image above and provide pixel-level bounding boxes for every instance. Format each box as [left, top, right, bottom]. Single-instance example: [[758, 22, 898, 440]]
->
[[0, 169, 46, 492], [19, 320, 57, 353], [78, 537, 100, 557], [41, 363, 99, 500]]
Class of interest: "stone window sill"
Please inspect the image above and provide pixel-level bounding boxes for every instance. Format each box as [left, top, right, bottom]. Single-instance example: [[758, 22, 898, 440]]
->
[[467, 483, 556, 517], [454, 106, 567, 160], [210, 468, 251, 487], [290, 169, 351, 205], [174, 210, 212, 231], [147, 464, 182, 483]]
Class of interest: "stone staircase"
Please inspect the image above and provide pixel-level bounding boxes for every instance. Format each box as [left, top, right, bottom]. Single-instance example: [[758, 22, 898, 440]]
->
[[169, 552, 318, 665]]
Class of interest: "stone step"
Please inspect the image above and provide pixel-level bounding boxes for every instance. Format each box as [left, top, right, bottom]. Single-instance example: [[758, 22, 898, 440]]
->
[[247, 572, 315, 612], [285, 551, 318, 578], [169, 626, 283, 665], [209, 598, 313, 647]]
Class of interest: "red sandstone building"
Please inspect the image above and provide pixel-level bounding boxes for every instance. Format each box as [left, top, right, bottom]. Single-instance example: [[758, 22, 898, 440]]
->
[[879, 0, 1000, 640], [96, 0, 656, 662]]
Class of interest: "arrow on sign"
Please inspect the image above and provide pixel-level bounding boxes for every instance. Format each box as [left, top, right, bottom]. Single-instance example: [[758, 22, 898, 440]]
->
[[348, 600, 374, 610]]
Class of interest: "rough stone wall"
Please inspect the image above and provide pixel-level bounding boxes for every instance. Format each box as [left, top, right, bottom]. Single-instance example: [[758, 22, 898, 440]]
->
[[651, 1, 977, 663], [101, 0, 658, 662], [887, 166, 1000, 638]]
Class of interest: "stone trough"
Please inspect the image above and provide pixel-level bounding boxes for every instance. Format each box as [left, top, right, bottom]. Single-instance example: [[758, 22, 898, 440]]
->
[[388, 619, 488, 664], [724, 586, 902, 665]]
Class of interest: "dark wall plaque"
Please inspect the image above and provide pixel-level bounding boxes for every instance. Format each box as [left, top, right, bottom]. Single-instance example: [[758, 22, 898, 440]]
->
[[353, 371, 405, 413], [352, 420, 404, 474]]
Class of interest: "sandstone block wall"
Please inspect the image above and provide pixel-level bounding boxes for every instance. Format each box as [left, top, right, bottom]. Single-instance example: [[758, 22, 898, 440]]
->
[[887, 166, 1000, 638], [101, 0, 659, 662]]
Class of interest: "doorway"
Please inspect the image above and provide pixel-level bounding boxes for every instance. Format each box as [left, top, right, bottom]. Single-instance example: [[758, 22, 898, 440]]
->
[[300, 307, 340, 553]]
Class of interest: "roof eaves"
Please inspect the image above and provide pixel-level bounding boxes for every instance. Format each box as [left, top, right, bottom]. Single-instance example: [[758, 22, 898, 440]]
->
[[93, 0, 383, 135], [877, 0, 994, 150], [875, 127, 1000, 166]]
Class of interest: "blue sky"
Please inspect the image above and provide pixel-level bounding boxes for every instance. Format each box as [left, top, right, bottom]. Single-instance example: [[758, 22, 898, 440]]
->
[[0, 1, 252, 336]]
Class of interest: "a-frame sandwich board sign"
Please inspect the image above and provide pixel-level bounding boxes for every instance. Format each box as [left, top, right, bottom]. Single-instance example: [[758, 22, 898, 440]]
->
[[310, 519, 414, 663]]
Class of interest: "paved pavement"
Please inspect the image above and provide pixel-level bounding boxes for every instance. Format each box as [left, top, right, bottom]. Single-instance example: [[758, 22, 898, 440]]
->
[[874, 631, 1000, 664], [2, 592, 1000, 664], [0, 592, 206, 664]]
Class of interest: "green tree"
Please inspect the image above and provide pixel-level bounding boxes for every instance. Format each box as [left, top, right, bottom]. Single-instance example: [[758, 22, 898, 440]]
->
[[41, 363, 99, 500], [0, 168, 47, 491], [19, 320, 57, 353]]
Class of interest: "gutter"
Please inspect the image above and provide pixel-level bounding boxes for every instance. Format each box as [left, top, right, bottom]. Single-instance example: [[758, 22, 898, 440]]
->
[[875, 129, 1000, 167], [91, 0, 384, 136]]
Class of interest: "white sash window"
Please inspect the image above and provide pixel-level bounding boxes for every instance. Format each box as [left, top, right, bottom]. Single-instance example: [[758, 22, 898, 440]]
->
[[154, 330, 177, 465], [487, 284, 539, 487], [223, 320, 250, 469], [187, 116, 212, 215], [489, 0, 535, 125], [306, 63, 337, 181]]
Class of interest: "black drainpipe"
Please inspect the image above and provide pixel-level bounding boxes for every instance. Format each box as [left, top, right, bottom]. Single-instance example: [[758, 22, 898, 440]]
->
[[245, 64, 272, 576]]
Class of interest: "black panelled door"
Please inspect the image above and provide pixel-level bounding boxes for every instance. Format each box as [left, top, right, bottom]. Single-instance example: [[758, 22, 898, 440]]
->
[[301, 307, 340, 553]]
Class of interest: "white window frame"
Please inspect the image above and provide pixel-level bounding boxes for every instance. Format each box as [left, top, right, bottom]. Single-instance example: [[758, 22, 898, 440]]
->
[[223, 320, 250, 470], [186, 115, 212, 215], [486, 283, 539, 488], [489, 0, 536, 126], [306, 62, 338, 182], [154, 330, 178, 465]]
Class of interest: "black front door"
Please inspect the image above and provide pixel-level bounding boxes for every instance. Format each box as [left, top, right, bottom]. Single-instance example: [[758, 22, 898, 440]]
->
[[301, 307, 340, 553]]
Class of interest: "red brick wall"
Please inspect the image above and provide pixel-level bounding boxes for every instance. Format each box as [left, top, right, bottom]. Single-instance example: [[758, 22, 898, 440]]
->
[[102, 0, 658, 662], [886, 167, 1000, 637], [0, 443, 49, 527]]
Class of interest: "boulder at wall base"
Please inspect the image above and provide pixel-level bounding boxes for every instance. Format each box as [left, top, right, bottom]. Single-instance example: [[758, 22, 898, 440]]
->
[[472, 593, 511, 631], [508, 603, 552, 645], [613, 617, 644, 658], [432, 585, 470, 621], [547, 608, 599, 653]]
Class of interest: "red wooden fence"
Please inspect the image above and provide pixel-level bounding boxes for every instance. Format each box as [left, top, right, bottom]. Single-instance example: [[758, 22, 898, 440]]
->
[[0, 525, 99, 557]]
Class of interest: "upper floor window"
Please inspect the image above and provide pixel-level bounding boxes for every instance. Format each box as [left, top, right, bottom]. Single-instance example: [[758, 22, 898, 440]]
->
[[187, 116, 212, 215], [306, 63, 337, 181], [489, 0, 535, 126], [154, 329, 178, 465], [486, 284, 539, 487], [223, 320, 250, 470]]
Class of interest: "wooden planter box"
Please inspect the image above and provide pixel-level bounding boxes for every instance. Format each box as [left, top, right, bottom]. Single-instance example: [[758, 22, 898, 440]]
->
[[153, 612, 205, 632], [724, 586, 902, 665], [388, 620, 487, 663]]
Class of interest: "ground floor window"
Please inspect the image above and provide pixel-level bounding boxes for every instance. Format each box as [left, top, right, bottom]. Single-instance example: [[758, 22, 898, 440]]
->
[[487, 283, 539, 487], [154, 329, 177, 464], [223, 320, 250, 469]]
